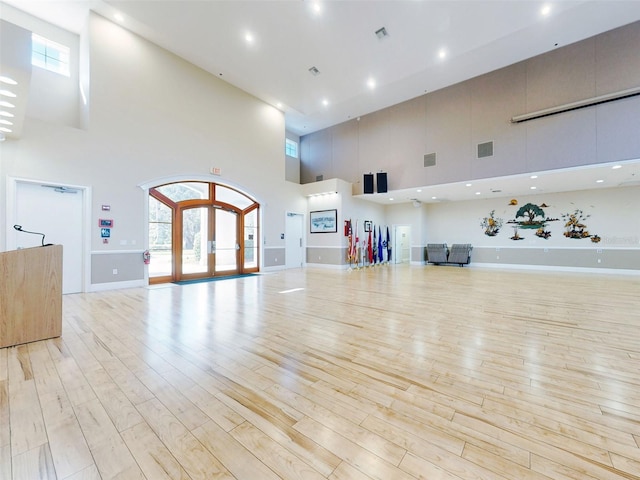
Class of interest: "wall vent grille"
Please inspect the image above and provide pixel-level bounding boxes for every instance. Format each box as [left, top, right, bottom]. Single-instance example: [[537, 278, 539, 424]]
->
[[315, 174, 323, 182], [477, 141, 494, 158], [423, 152, 436, 167]]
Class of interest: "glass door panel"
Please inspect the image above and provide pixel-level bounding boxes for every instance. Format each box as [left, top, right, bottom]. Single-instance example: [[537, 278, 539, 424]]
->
[[182, 207, 210, 275], [214, 208, 239, 273], [244, 208, 258, 270], [148, 196, 172, 279]]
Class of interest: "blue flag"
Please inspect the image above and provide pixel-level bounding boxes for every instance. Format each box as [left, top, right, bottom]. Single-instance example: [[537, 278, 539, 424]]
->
[[386, 226, 392, 262]]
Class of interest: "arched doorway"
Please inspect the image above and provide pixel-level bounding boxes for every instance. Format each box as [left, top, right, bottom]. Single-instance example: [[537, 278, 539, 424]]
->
[[148, 181, 259, 284]]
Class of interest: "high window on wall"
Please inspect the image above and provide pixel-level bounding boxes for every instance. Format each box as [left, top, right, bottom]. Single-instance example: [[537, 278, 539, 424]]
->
[[148, 181, 260, 284], [32, 33, 70, 77], [285, 138, 298, 158]]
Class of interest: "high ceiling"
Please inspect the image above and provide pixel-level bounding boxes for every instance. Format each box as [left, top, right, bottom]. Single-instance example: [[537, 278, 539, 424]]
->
[[3, 0, 640, 202], [5, 0, 640, 136]]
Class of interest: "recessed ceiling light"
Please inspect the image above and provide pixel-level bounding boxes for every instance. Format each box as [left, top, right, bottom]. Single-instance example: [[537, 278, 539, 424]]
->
[[0, 90, 17, 98], [416, 189, 422, 192], [596, 179, 604, 183], [475, 191, 481, 195], [245, 32, 254, 44], [322, 99, 329, 107], [367, 78, 376, 90], [612, 165, 622, 169], [0, 76, 17, 85], [530, 175, 538, 179], [530, 186, 537, 190], [432, 196, 437, 200], [312, 2, 321, 14], [114, 13, 124, 22], [466, 183, 472, 187], [541, 4, 552, 16], [276, 102, 283, 109], [438, 49, 447, 59]]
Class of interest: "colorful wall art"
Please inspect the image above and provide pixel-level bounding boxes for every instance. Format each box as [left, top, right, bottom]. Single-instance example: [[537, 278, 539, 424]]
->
[[481, 200, 601, 243], [480, 210, 503, 236]]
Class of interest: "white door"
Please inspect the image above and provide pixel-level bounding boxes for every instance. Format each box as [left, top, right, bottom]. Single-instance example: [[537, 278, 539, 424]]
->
[[12, 181, 85, 293], [285, 212, 304, 268], [394, 225, 411, 264]]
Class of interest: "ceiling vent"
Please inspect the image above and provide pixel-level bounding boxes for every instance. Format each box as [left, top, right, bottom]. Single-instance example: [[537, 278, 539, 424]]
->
[[423, 152, 436, 167], [477, 141, 494, 158], [308, 66, 320, 76], [375, 27, 389, 39]]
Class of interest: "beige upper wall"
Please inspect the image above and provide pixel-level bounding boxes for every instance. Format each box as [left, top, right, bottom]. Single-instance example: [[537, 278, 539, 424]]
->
[[300, 21, 640, 192]]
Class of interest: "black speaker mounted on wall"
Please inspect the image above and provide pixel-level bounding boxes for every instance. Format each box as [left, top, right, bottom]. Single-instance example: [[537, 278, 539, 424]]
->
[[376, 172, 388, 193], [363, 173, 374, 194]]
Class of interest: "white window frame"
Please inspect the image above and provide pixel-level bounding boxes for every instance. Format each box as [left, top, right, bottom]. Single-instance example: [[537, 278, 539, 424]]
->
[[31, 33, 70, 77], [285, 138, 298, 158]]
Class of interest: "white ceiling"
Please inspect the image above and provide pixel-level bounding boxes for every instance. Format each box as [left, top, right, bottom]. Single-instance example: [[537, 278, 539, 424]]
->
[[3, 0, 640, 203]]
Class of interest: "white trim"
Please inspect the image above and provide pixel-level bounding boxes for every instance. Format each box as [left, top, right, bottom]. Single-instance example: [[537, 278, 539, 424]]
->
[[91, 249, 145, 255], [89, 279, 146, 292], [304, 263, 348, 270], [7, 176, 92, 293], [470, 262, 640, 276], [262, 265, 287, 272]]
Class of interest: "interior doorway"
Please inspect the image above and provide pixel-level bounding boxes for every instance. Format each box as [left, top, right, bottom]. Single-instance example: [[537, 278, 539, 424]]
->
[[285, 212, 304, 269], [9, 178, 87, 293], [394, 225, 411, 264]]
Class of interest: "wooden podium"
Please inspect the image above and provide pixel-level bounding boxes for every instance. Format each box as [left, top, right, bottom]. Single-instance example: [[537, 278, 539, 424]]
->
[[0, 245, 62, 348]]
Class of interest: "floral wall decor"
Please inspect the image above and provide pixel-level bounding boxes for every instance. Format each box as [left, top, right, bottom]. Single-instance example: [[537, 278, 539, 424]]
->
[[561, 209, 600, 242], [480, 210, 503, 236]]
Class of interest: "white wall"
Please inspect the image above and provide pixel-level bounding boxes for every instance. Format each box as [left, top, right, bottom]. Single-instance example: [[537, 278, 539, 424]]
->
[[423, 186, 640, 249], [0, 12, 297, 286]]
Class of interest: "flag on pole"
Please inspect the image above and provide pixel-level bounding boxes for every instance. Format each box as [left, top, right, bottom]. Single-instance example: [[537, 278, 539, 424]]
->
[[377, 225, 383, 264], [386, 226, 392, 262], [372, 224, 377, 264], [347, 219, 353, 263], [367, 228, 373, 264]]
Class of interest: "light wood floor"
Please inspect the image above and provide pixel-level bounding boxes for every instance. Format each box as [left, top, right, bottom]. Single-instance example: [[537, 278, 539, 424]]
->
[[2, 265, 640, 480]]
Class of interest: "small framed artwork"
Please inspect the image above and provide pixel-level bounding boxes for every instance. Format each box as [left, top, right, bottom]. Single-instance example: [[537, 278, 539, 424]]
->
[[99, 218, 114, 228], [310, 209, 337, 234], [364, 221, 372, 232]]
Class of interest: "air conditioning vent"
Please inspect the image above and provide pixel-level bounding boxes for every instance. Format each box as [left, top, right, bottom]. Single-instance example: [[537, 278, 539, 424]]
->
[[477, 141, 494, 158], [423, 152, 436, 167], [315, 174, 323, 182]]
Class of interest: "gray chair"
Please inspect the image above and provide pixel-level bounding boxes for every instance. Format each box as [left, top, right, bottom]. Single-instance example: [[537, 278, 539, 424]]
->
[[448, 244, 473, 266], [426, 244, 449, 264]]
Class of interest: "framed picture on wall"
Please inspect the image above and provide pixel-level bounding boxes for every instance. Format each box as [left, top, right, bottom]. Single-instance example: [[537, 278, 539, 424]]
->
[[364, 221, 372, 232], [310, 209, 337, 233]]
